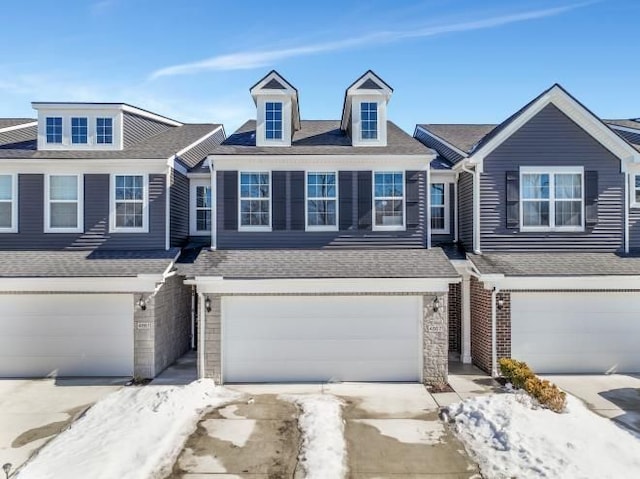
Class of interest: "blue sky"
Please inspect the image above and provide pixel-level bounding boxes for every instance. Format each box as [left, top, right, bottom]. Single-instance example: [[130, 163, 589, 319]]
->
[[0, 0, 637, 133]]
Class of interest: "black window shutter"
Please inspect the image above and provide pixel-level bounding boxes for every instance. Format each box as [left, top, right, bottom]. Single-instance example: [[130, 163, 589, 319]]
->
[[585, 171, 598, 227], [223, 171, 238, 230], [290, 171, 305, 230], [506, 171, 519, 229], [405, 171, 420, 228], [338, 171, 353, 230], [272, 172, 286, 230], [358, 171, 372, 229]]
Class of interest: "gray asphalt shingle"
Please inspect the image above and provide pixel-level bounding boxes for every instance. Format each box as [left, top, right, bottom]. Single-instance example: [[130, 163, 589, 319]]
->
[[0, 119, 35, 130], [418, 124, 497, 154], [469, 252, 640, 277], [0, 249, 179, 277], [183, 248, 459, 279], [211, 120, 433, 156]]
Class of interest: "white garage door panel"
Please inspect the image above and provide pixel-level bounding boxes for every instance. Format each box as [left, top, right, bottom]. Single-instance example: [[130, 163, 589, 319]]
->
[[511, 292, 640, 374], [0, 294, 134, 377], [223, 296, 421, 382]]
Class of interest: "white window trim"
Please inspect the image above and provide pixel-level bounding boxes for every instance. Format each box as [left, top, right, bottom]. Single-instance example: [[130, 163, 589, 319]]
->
[[519, 166, 585, 232], [0, 174, 18, 233], [44, 174, 83, 233], [360, 101, 378, 141], [238, 171, 272, 232], [96, 116, 115, 145], [109, 173, 149, 233], [632, 174, 640, 208], [372, 170, 406, 232], [264, 101, 283, 141], [71, 117, 89, 145], [190, 179, 212, 236], [45, 116, 63, 144], [430, 182, 450, 235], [305, 171, 339, 232]]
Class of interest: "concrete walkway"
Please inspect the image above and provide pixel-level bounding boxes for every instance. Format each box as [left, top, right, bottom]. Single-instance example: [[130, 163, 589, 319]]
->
[[543, 374, 640, 435], [432, 362, 503, 408], [151, 350, 198, 385]]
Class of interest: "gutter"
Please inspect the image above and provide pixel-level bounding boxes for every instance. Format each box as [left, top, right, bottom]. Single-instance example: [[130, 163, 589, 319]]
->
[[625, 171, 630, 254], [491, 286, 500, 377]]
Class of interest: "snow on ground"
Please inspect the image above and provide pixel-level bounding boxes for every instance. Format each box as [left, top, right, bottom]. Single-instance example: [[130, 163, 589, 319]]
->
[[282, 394, 347, 479], [355, 419, 445, 445], [16, 379, 240, 479], [450, 391, 640, 479]]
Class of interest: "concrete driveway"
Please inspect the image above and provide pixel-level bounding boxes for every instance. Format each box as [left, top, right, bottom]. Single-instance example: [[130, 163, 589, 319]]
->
[[0, 378, 123, 475], [545, 374, 640, 435], [169, 383, 479, 478]]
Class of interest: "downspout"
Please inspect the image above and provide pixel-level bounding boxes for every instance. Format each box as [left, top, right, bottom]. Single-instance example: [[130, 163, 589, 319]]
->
[[165, 165, 172, 251], [491, 286, 500, 377], [190, 285, 196, 350], [453, 172, 459, 243], [461, 163, 480, 253], [625, 171, 630, 254], [426, 167, 431, 249], [198, 292, 206, 379]]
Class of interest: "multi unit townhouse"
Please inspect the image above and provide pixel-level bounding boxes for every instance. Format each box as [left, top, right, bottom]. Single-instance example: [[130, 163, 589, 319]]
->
[[0, 71, 638, 384]]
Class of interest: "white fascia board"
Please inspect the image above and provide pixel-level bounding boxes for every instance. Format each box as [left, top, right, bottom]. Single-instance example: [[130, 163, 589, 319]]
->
[[0, 276, 162, 293], [120, 104, 182, 126], [0, 121, 38, 133], [32, 103, 183, 127], [430, 170, 456, 181], [189, 277, 458, 294], [608, 124, 640, 135], [0, 158, 168, 174], [186, 171, 210, 179], [210, 154, 434, 171], [469, 86, 640, 170], [480, 275, 640, 291], [414, 125, 468, 158]]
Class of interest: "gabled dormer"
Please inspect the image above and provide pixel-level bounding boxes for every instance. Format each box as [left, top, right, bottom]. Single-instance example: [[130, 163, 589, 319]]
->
[[341, 70, 393, 147], [32, 102, 182, 151], [250, 71, 300, 147]]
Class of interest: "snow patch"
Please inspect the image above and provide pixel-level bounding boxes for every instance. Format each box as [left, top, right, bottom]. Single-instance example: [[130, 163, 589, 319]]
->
[[178, 447, 227, 474], [282, 394, 347, 479], [356, 419, 445, 445], [450, 392, 640, 479], [16, 379, 240, 479], [201, 418, 256, 447], [218, 404, 246, 419]]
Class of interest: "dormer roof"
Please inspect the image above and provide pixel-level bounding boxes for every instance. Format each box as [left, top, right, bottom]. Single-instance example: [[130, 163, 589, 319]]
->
[[250, 70, 301, 131], [340, 70, 393, 131]]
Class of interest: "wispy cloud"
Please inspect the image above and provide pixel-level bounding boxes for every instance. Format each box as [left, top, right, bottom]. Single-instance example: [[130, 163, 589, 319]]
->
[[90, 0, 116, 16], [150, 2, 594, 79]]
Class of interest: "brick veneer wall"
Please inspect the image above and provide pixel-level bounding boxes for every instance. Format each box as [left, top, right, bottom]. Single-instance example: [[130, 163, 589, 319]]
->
[[496, 292, 511, 360], [448, 283, 461, 353], [470, 277, 492, 373]]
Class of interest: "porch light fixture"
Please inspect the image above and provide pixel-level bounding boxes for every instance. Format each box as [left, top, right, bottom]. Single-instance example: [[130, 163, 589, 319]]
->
[[137, 296, 146, 311], [497, 298, 505, 310], [432, 296, 440, 313], [205, 296, 212, 313]]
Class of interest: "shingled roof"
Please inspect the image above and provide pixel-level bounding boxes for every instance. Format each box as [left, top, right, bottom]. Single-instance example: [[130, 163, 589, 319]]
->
[[210, 120, 433, 156], [182, 248, 459, 279], [0, 119, 36, 130], [0, 249, 179, 278]]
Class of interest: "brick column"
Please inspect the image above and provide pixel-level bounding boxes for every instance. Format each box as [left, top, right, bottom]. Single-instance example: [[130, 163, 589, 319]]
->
[[470, 277, 492, 373], [422, 293, 448, 384], [133, 293, 155, 379]]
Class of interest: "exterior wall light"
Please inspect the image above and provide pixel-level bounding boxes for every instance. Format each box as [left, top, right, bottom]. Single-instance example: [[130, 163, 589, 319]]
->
[[205, 296, 212, 313], [432, 296, 440, 313], [137, 296, 146, 311], [497, 298, 505, 310]]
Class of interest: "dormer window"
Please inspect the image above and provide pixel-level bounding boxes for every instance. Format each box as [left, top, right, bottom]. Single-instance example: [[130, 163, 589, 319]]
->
[[360, 102, 378, 140], [46, 117, 63, 144], [97, 117, 113, 144], [265, 102, 283, 140], [71, 117, 88, 144]]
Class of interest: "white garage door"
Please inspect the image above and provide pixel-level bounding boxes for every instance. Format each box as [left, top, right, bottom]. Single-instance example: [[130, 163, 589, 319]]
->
[[222, 295, 422, 382], [511, 292, 640, 374], [0, 294, 134, 377]]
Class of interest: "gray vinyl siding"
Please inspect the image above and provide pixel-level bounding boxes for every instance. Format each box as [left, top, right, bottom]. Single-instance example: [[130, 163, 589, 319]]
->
[[122, 112, 172, 148], [214, 170, 427, 249], [458, 172, 474, 251], [0, 173, 166, 250], [431, 185, 456, 245], [414, 127, 465, 164], [480, 104, 624, 252], [170, 170, 189, 247]]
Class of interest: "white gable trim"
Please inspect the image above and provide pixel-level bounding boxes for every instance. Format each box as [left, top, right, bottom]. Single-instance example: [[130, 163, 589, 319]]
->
[[469, 86, 640, 172], [0, 121, 37, 134], [341, 71, 392, 131], [414, 125, 469, 158], [608, 124, 640, 135]]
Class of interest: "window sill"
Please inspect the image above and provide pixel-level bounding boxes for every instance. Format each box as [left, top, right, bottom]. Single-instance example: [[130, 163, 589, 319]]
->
[[238, 226, 272, 232], [109, 227, 149, 234], [372, 225, 406, 232], [0, 228, 18, 233], [431, 229, 451, 235], [44, 228, 83, 234], [306, 226, 339, 232], [520, 227, 585, 233]]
